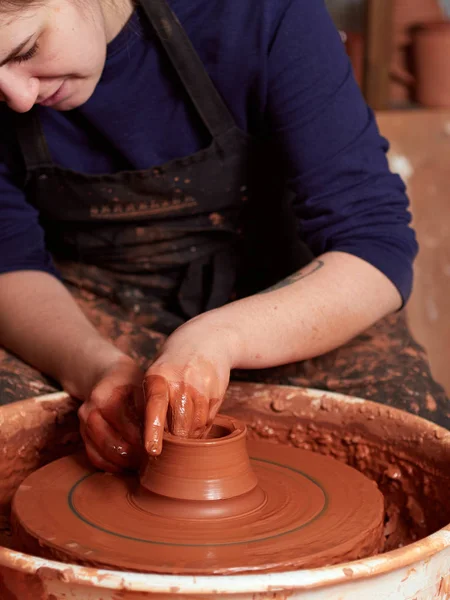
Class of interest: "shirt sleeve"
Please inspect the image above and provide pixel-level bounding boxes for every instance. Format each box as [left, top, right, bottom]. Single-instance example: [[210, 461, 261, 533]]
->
[[266, 0, 418, 304], [0, 161, 57, 277]]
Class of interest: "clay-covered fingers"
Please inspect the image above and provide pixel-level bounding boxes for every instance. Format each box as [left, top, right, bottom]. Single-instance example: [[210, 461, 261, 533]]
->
[[144, 374, 222, 454], [88, 408, 140, 468], [96, 384, 143, 448], [188, 393, 210, 438], [80, 425, 122, 473], [87, 378, 144, 444], [78, 406, 140, 472], [202, 396, 221, 436], [78, 379, 145, 472], [163, 384, 214, 439], [82, 437, 121, 473], [144, 374, 169, 455], [78, 408, 122, 473]]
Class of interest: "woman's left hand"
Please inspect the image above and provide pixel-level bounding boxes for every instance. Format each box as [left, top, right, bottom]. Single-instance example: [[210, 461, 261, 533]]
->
[[143, 315, 239, 456]]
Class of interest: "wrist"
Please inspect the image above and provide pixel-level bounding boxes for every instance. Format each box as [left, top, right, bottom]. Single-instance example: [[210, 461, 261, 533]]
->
[[185, 310, 244, 370], [59, 337, 130, 401]]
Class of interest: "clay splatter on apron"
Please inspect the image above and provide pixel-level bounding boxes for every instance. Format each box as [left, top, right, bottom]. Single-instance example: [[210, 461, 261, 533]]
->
[[1, 293, 448, 431], [1, 0, 448, 429]]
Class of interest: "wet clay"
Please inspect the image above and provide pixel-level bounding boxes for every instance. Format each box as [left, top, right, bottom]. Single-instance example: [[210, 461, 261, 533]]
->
[[143, 373, 222, 455], [222, 384, 450, 552], [2, 384, 450, 578], [11, 416, 384, 575]]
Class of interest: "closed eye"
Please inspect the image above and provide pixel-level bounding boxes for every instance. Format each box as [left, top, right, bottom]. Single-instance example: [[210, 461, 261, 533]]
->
[[12, 43, 39, 64]]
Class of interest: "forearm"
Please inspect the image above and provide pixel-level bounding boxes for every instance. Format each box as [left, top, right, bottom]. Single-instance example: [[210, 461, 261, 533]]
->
[[196, 251, 402, 370], [0, 271, 126, 399]]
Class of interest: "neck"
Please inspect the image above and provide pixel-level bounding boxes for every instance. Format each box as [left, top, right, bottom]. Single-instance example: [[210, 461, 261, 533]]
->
[[101, 0, 135, 44]]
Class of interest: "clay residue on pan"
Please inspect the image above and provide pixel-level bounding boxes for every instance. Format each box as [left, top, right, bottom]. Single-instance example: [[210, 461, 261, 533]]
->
[[223, 384, 450, 552], [0, 348, 58, 405], [1, 382, 450, 570], [0, 395, 82, 552]]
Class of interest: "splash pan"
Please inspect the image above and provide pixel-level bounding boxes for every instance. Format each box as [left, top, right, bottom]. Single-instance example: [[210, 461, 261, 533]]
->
[[0, 382, 449, 599]]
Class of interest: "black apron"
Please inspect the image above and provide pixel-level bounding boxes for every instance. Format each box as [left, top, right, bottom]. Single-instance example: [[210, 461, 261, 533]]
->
[[13, 0, 311, 335], [3, 0, 449, 430]]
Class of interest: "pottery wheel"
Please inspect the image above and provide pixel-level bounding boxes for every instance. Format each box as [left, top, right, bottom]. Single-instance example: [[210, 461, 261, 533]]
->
[[12, 440, 385, 574]]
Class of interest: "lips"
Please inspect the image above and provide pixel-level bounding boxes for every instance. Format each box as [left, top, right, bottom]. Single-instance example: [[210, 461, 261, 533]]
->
[[38, 82, 65, 107]]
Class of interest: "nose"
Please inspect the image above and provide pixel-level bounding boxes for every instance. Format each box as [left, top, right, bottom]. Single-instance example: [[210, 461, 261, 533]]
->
[[0, 70, 39, 113]]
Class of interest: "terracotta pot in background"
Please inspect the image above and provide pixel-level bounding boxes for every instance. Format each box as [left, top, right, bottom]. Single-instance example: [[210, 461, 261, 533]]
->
[[390, 0, 443, 103], [414, 21, 450, 107], [344, 31, 365, 89]]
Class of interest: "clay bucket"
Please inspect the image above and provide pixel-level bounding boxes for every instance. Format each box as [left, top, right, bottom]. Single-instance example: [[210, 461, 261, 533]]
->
[[413, 21, 450, 107], [0, 382, 449, 599]]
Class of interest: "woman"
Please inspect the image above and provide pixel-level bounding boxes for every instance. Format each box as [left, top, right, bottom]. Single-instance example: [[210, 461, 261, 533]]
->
[[0, 0, 447, 472]]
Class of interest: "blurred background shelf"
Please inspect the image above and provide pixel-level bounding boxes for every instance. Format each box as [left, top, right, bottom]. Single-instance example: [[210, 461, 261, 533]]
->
[[377, 110, 450, 396], [326, 1, 450, 395], [327, 0, 450, 110]]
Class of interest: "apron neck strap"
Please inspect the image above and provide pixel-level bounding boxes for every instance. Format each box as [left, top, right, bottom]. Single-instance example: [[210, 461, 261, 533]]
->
[[14, 109, 53, 171], [139, 0, 237, 139], [14, 0, 239, 172]]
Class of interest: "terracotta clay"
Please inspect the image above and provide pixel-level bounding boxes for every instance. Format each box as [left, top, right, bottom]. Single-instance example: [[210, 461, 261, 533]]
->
[[222, 383, 450, 551], [11, 416, 385, 575], [139, 416, 264, 518]]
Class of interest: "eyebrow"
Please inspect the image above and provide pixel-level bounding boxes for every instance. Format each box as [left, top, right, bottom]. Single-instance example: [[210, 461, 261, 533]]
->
[[0, 34, 34, 68]]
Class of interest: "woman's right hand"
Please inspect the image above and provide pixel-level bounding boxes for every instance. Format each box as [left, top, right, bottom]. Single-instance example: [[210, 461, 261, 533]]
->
[[78, 355, 146, 473]]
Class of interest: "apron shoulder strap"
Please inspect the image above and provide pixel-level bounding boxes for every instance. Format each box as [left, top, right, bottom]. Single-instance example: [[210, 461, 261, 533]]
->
[[14, 108, 53, 172], [139, 0, 236, 139]]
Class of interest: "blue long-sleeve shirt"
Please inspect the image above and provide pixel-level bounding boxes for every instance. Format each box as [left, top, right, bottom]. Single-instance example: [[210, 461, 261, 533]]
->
[[0, 0, 418, 302]]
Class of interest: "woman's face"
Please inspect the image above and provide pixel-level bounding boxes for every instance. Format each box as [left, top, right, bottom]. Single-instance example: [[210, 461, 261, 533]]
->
[[0, 0, 124, 112]]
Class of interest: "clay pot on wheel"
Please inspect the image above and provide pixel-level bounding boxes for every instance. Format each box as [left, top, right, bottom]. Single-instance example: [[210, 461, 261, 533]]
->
[[414, 21, 450, 107], [11, 413, 385, 574], [1, 387, 450, 598]]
